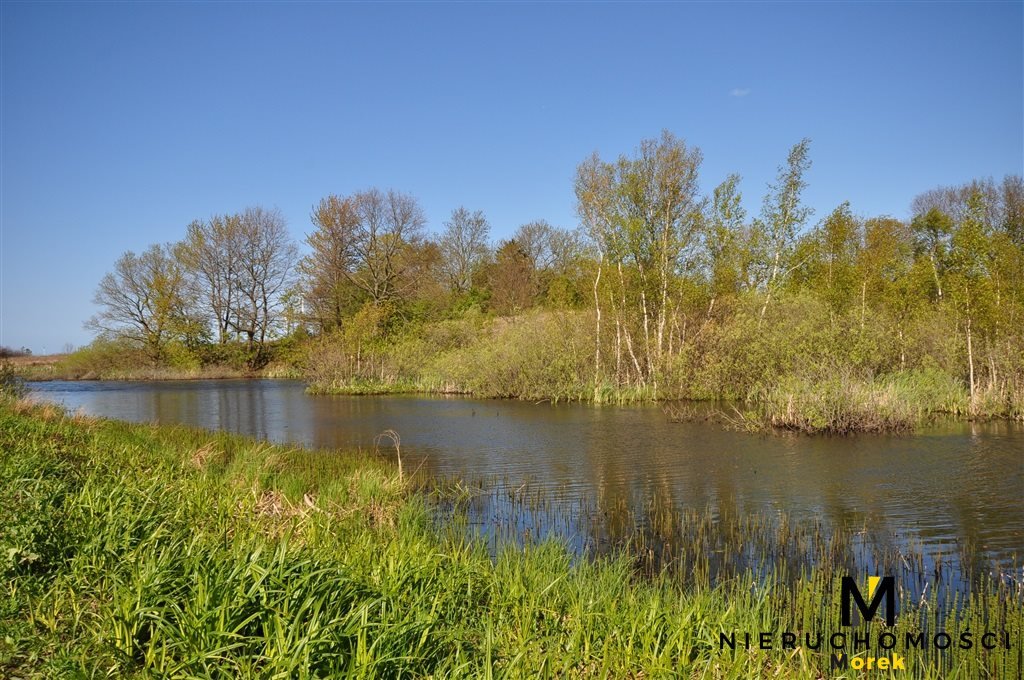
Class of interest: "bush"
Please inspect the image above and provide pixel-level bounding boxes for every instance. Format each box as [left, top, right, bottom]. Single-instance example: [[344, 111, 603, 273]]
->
[[55, 337, 147, 379], [0, 360, 27, 399], [429, 310, 595, 400]]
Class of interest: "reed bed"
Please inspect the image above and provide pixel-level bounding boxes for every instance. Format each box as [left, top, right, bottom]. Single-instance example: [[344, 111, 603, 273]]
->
[[2, 397, 1021, 678], [666, 369, 995, 435]]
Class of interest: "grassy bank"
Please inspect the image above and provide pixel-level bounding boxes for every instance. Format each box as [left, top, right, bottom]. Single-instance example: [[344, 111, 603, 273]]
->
[[1, 397, 1020, 677]]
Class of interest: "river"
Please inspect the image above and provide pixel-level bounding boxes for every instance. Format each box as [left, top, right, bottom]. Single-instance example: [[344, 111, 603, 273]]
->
[[30, 378, 1024, 582]]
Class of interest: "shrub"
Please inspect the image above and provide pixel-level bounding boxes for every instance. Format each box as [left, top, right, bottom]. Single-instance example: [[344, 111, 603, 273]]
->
[[0, 360, 27, 399]]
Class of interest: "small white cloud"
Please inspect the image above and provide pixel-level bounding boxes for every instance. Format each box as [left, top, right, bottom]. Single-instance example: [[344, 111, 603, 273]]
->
[[730, 88, 751, 97]]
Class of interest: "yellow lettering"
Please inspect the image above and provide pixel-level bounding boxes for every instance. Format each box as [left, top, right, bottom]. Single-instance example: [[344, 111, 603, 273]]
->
[[892, 654, 906, 670], [851, 657, 864, 670], [878, 657, 890, 670]]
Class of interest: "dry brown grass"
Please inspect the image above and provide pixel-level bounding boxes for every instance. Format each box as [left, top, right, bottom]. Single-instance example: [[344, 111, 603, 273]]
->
[[10, 396, 64, 422], [252, 489, 319, 518], [5, 353, 66, 367], [188, 442, 222, 470]]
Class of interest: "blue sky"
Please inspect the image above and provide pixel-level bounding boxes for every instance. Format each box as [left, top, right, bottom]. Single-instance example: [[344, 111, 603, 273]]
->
[[2, 1, 1021, 353]]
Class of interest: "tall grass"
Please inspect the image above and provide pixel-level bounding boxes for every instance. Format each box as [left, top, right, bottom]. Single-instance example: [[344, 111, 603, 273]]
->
[[739, 369, 965, 434], [735, 368, 1024, 434], [2, 399, 1020, 677]]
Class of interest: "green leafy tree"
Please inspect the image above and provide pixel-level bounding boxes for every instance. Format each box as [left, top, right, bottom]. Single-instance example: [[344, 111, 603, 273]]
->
[[756, 139, 813, 324], [856, 217, 916, 364], [910, 207, 953, 302], [704, 174, 747, 300], [795, 202, 860, 317], [947, 192, 995, 406], [88, 244, 195, 362], [301, 195, 362, 332], [574, 130, 704, 388]]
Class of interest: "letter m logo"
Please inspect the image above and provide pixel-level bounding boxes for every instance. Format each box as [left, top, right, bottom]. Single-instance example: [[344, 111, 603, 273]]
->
[[841, 576, 895, 626]]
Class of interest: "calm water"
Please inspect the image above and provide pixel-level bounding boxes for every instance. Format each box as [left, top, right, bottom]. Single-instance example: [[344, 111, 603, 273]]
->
[[30, 379, 1024, 575]]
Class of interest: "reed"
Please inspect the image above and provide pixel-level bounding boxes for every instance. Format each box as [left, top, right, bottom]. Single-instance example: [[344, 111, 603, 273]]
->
[[737, 369, 978, 434]]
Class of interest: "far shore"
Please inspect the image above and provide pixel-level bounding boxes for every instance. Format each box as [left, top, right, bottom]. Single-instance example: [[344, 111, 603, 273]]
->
[[10, 355, 299, 382]]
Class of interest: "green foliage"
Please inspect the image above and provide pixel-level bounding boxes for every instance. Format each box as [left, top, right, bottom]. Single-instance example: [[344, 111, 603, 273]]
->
[[49, 335, 311, 380], [431, 311, 595, 400], [161, 340, 202, 371], [55, 336, 149, 379], [72, 134, 1023, 429]]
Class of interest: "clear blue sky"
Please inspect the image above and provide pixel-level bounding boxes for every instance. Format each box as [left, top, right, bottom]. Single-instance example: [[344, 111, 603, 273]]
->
[[2, 1, 1021, 353]]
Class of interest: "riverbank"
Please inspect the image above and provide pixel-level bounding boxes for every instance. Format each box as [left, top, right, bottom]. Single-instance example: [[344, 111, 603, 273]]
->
[[300, 303, 1024, 432], [9, 350, 302, 382], [307, 368, 1023, 435], [16, 357, 1022, 436], [1, 396, 1020, 677]]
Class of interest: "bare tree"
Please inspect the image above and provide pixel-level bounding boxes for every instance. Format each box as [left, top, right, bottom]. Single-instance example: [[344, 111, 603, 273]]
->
[[1001, 174, 1024, 245], [912, 178, 1001, 230], [511, 220, 587, 303], [231, 206, 298, 358], [300, 195, 361, 331], [438, 206, 490, 293], [179, 214, 242, 343], [349, 189, 428, 303], [512, 220, 558, 272]]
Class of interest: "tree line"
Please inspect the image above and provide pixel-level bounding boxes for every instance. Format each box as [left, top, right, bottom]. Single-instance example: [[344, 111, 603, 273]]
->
[[88, 207, 298, 367], [89, 131, 1024, 407]]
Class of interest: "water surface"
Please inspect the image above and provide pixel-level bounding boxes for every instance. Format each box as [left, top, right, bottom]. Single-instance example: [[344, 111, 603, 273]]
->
[[31, 379, 1024, 576]]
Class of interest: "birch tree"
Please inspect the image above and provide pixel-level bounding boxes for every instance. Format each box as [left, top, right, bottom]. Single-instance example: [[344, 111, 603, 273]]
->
[[575, 131, 703, 390], [757, 139, 813, 325]]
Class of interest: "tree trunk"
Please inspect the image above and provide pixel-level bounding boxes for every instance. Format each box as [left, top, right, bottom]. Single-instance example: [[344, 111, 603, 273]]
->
[[592, 255, 602, 398], [759, 249, 782, 327], [860, 280, 866, 332], [930, 252, 943, 301], [966, 312, 975, 411], [635, 262, 653, 380], [622, 326, 643, 382], [615, 315, 622, 384]]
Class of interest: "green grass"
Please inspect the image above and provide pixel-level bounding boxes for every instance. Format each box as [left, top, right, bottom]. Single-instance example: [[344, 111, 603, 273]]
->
[[1, 397, 1021, 677]]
